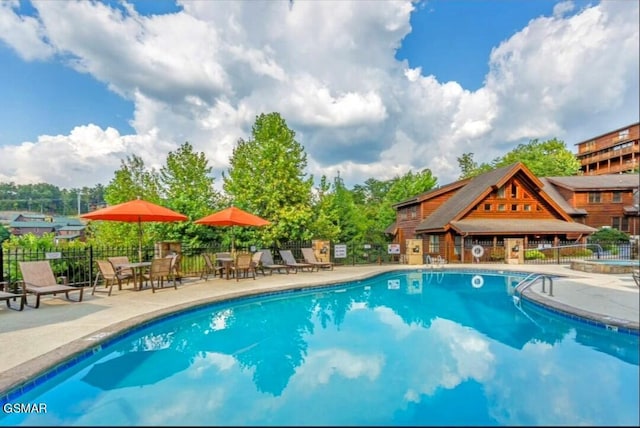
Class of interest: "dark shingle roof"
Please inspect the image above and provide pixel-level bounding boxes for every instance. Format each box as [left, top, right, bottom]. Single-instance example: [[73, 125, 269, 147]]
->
[[546, 174, 639, 190], [450, 219, 597, 234], [539, 177, 587, 215], [415, 163, 524, 232]]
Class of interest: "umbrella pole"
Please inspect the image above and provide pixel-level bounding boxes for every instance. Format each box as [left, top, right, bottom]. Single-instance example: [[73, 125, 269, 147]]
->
[[138, 218, 143, 261]]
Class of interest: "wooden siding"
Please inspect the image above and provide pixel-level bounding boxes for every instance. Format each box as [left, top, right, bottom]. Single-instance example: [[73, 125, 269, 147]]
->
[[465, 176, 559, 220], [576, 123, 639, 175], [572, 190, 637, 230]]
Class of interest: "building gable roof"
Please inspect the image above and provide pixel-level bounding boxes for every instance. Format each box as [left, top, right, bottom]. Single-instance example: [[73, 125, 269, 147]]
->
[[415, 162, 570, 233]]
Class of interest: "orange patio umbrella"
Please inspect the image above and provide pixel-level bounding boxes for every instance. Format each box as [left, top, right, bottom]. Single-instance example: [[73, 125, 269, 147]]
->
[[194, 206, 270, 251], [81, 197, 188, 261]]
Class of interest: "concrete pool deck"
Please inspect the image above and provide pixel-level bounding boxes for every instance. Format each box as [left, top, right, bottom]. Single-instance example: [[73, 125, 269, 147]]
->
[[0, 263, 638, 395]]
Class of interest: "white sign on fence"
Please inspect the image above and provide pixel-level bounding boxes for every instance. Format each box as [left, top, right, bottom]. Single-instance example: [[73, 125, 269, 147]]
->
[[45, 252, 62, 259], [388, 244, 400, 254], [334, 244, 347, 259]]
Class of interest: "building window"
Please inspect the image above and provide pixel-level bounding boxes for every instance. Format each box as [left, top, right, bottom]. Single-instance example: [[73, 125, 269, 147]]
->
[[496, 186, 505, 198], [498, 204, 506, 212], [400, 208, 407, 220], [484, 203, 491, 211], [511, 204, 518, 211], [612, 191, 622, 203], [588, 192, 601, 203], [510, 183, 517, 198], [523, 204, 531, 211], [428, 235, 439, 253], [618, 129, 629, 140], [410, 206, 417, 219]]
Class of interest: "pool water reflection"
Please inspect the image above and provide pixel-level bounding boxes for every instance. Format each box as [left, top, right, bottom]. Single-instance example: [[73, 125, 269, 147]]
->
[[1, 270, 638, 426]]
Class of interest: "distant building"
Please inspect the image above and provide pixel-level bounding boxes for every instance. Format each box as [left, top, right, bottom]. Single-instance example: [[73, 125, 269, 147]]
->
[[388, 162, 639, 263], [575, 122, 639, 175], [9, 213, 86, 242]]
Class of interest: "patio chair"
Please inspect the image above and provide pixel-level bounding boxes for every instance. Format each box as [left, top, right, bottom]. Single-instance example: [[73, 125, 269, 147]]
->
[[143, 257, 176, 293], [258, 249, 291, 275], [18, 260, 84, 308], [279, 249, 314, 273], [200, 253, 224, 280], [93, 259, 134, 296], [0, 281, 24, 311], [166, 253, 182, 284], [633, 269, 639, 287], [108, 256, 134, 277], [230, 253, 256, 281], [301, 248, 334, 271]]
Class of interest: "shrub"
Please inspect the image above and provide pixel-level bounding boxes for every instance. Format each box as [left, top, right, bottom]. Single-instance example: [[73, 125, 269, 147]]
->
[[525, 249, 546, 260]]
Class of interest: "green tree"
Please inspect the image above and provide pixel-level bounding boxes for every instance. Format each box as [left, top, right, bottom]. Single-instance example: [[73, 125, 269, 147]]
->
[[159, 142, 222, 246], [457, 153, 494, 179], [308, 175, 341, 242], [223, 112, 314, 247], [458, 138, 581, 179], [87, 155, 163, 250], [498, 138, 581, 176], [0, 224, 10, 244]]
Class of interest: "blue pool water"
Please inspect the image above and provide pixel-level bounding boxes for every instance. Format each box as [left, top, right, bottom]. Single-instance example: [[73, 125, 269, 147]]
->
[[1, 270, 638, 426]]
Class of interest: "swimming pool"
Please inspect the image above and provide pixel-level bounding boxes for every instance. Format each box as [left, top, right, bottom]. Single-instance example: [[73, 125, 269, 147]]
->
[[1, 270, 638, 426]]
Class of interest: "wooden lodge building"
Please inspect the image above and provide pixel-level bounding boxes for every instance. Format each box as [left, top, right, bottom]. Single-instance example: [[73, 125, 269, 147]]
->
[[387, 162, 638, 264]]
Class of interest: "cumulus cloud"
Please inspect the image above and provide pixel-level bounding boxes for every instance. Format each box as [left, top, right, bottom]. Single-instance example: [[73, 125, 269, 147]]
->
[[0, 0, 637, 189]]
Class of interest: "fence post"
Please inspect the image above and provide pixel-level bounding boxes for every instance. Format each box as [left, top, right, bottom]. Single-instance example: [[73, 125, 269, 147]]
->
[[0, 248, 3, 282], [89, 246, 94, 288]]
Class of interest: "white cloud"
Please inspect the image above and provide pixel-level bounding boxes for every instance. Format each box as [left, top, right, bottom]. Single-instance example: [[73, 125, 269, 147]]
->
[[0, 0, 637, 189]]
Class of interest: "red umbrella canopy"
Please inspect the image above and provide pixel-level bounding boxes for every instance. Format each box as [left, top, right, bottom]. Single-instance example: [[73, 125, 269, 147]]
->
[[81, 198, 187, 261], [81, 198, 188, 223], [194, 206, 270, 227]]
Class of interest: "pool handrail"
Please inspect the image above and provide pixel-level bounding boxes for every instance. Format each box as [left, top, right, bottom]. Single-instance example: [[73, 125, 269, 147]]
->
[[514, 273, 554, 297]]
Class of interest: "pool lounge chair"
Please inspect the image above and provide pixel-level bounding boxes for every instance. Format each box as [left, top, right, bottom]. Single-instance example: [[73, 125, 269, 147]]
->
[[18, 260, 84, 308], [301, 248, 334, 271], [279, 250, 314, 273], [258, 249, 291, 275], [0, 281, 24, 311]]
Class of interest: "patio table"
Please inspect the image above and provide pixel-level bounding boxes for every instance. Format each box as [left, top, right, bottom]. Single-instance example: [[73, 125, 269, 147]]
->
[[216, 257, 234, 280], [114, 262, 152, 291]]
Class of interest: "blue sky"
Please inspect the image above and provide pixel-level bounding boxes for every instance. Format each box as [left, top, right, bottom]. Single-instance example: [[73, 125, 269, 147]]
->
[[0, 0, 637, 190]]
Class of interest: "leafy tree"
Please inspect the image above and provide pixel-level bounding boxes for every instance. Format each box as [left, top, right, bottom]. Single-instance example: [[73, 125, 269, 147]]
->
[[458, 138, 581, 179], [329, 174, 367, 244], [499, 138, 581, 176], [0, 224, 10, 244], [223, 112, 314, 247], [308, 175, 341, 242], [87, 155, 163, 250], [159, 142, 222, 246], [457, 153, 494, 179]]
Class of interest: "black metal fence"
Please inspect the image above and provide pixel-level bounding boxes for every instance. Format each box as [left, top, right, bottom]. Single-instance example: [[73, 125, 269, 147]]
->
[[1, 240, 637, 290]]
